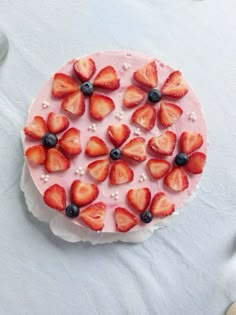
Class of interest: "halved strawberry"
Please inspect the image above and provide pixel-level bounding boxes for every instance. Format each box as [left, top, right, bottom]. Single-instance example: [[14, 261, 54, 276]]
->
[[109, 161, 134, 185], [73, 58, 96, 82], [180, 132, 203, 154], [59, 127, 81, 155], [80, 202, 106, 231], [114, 207, 138, 232], [133, 61, 157, 89], [47, 112, 69, 134], [123, 85, 146, 108], [70, 180, 99, 207], [164, 167, 189, 191], [150, 192, 175, 217], [158, 101, 183, 127], [85, 136, 109, 157], [147, 158, 171, 179], [107, 124, 130, 147], [148, 131, 177, 156], [161, 71, 188, 98], [43, 184, 66, 211], [131, 104, 156, 131], [61, 90, 85, 116], [184, 152, 206, 174], [24, 116, 47, 140], [127, 188, 151, 213], [89, 93, 115, 120], [93, 66, 120, 90], [87, 159, 109, 182], [25, 145, 46, 165], [51, 73, 78, 98], [121, 137, 146, 162], [44, 148, 70, 172]]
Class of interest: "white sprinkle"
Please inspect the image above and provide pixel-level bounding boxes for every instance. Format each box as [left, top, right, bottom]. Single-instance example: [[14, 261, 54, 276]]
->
[[75, 169, 80, 174], [40, 174, 45, 179], [123, 63, 131, 70], [115, 191, 119, 196], [88, 126, 92, 130], [141, 173, 145, 178], [92, 123, 96, 127], [143, 175, 147, 180], [45, 174, 50, 179], [78, 166, 83, 171], [115, 195, 119, 200], [80, 170, 85, 176], [111, 193, 115, 197], [43, 178, 48, 183], [188, 112, 197, 122], [139, 178, 144, 182], [42, 101, 49, 108]]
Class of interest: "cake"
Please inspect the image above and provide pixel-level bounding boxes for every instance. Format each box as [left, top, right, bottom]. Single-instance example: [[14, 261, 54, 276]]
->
[[21, 50, 207, 243]]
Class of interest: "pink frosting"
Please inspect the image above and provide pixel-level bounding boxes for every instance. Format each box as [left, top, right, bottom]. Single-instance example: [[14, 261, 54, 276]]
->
[[23, 50, 207, 233]]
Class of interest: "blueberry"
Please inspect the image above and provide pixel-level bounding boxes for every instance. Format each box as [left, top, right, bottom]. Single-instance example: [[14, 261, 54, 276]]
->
[[140, 210, 153, 223], [175, 152, 189, 166], [109, 148, 122, 160], [41, 133, 58, 148], [80, 81, 94, 96], [148, 89, 162, 103], [65, 204, 80, 218]]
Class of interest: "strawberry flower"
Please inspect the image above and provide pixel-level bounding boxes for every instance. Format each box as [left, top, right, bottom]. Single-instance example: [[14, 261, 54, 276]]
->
[[113, 187, 176, 232], [123, 61, 188, 131], [24, 112, 81, 172], [43, 181, 106, 231], [51, 57, 120, 120], [85, 123, 147, 185], [146, 130, 207, 192]]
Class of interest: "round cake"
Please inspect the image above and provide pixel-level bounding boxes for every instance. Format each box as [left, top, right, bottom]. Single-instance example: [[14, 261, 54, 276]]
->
[[22, 50, 207, 240]]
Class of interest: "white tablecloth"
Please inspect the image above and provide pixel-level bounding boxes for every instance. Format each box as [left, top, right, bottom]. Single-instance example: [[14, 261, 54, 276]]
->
[[0, 0, 236, 314]]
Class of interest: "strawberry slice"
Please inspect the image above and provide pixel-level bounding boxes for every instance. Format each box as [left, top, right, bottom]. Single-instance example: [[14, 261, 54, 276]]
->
[[61, 90, 85, 116], [180, 132, 204, 154], [109, 161, 134, 185], [114, 207, 138, 232], [51, 73, 78, 98], [148, 131, 177, 156], [164, 167, 189, 191], [150, 192, 175, 217], [70, 180, 99, 207], [44, 148, 70, 172], [184, 152, 206, 174], [43, 184, 66, 211], [161, 70, 188, 98], [158, 101, 183, 127], [123, 85, 146, 108], [93, 66, 120, 90], [89, 93, 115, 120], [87, 159, 109, 182], [121, 137, 146, 162], [131, 104, 156, 131], [85, 136, 109, 157], [107, 124, 130, 148], [80, 202, 106, 231], [133, 61, 157, 89], [127, 188, 151, 213], [25, 145, 46, 165], [24, 116, 47, 140], [147, 158, 171, 179], [47, 112, 69, 134], [59, 127, 81, 155], [73, 58, 96, 82]]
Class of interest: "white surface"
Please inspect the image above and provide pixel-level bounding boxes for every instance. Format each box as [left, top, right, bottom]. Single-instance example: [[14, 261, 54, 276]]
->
[[0, 0, 236, 314]]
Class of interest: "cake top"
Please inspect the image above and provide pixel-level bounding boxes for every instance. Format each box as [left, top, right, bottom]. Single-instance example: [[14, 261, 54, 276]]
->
[[23, 50, 207, 233]]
